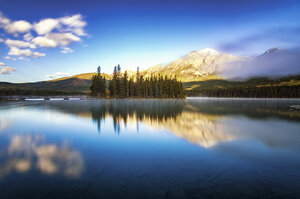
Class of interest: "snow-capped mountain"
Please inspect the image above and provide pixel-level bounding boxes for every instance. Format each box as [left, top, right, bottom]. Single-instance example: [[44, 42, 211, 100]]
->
[[263, 47, 282, 55], [142, 48, 242, 81], [48, 47, 293, 83]]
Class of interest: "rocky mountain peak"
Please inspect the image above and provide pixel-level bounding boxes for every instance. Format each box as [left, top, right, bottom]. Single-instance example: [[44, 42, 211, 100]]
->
[[263, 48, 282, 55]]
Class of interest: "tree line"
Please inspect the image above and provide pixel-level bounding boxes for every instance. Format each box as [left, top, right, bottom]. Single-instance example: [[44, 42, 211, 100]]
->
[[186, 86, 300, 98], [90, 65, 185, 98]]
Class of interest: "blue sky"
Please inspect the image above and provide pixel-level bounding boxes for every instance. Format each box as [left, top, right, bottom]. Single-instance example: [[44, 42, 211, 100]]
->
[[0, 0, 300, 83]]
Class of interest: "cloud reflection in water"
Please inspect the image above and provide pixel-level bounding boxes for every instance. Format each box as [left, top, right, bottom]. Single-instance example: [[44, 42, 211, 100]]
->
[[0, 135, 83, 178]]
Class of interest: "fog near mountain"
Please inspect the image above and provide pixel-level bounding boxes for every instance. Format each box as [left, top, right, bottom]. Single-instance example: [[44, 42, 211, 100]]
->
[[143, 47, 300, 81], [216, 48, 300, 79]]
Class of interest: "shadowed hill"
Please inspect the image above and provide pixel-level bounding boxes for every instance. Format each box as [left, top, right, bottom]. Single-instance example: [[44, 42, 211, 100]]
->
[[0, 78, 91, 94]]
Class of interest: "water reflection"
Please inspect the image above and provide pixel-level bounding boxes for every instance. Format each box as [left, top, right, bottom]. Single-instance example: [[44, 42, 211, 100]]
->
[[0, 134, 83, 178], [90, 100, 184, 134], [31, 99, 300, 148], [1, 99, 300, 198], [0, 118, 11, 133]]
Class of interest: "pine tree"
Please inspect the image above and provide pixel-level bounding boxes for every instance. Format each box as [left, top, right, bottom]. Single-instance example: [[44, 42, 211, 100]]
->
[[93, 65, 185, 98], [129, 77, 134, 97], [113, 66, 118, 97], [90, 66, 105, 97], [123, 71, 129, 97], [101, 77, 106, 97], [136, 67, 140, 97]]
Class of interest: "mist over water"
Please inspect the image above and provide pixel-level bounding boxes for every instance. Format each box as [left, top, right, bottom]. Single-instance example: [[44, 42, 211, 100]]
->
[[1, 99, 300, 199]]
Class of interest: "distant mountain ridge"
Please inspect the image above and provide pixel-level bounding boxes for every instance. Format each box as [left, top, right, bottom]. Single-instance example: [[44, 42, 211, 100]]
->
[[2, 47, 299, 96], [51, 48, 242, 82], [49, 47, 291, 82]]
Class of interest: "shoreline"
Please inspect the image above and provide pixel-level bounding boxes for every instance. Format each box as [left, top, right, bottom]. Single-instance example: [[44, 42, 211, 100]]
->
[[1, 96, 300, 102]]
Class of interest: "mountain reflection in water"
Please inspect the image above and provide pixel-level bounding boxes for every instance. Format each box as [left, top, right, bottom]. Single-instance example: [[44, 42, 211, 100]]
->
[[31, 99, 300, 148]]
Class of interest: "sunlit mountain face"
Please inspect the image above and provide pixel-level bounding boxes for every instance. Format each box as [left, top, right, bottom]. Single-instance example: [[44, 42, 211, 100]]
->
[[141, 48, 242, 82]]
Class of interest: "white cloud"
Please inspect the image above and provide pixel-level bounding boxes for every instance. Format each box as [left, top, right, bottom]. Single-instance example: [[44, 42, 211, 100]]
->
[[60, 14, 85, 27], [0, 12, 87, 59], [1, 13, 31, 34], [8, 47, 45, 57], [0, 62, 16, 74], [59, 14, 87, 36], [5, 20, 32, 33], [46, 72, 70, 79], [61, 47, 74, 54], [5, 39, 36, 48], [32, 51, 46, 57], [32, 33, 80, 49], [0, 13, 10, 26], [8, 47, 32, 56], [34, 18, 59, 35], [47, 33, 80, 46], [32, 36, 57, 47]]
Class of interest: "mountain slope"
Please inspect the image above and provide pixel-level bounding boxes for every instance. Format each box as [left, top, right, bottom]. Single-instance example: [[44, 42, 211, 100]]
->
[[51, 48, 241, 82], [141, 48, 241, 81]]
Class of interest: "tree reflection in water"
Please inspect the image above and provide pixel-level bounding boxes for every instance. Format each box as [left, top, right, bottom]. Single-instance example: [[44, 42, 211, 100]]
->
[[90, 100, 185, 134], [87, 99, 300, 148]]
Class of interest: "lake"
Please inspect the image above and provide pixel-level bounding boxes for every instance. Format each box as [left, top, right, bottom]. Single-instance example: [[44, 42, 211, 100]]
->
[[1, 98, 300, 199]]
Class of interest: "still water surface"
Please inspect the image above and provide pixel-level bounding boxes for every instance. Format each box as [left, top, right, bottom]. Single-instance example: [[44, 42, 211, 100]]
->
[[0, 98, 300, 199]]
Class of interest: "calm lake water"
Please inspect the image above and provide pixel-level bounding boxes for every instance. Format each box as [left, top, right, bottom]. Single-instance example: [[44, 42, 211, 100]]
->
[[1, 98, 300, 199]]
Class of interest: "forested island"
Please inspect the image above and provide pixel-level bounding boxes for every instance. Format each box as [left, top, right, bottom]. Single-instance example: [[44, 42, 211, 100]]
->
[[90, 65, 185, 98]]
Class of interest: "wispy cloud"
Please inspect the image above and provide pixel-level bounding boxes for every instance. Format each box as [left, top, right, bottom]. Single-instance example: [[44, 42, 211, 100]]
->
[[46, 72, 70, 79], [218, 26, 300, 54], [8, 47, 45, 58], [0, 62, 16, 74], [0, 12, 87, 59], [61, 47, 74, 54]]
